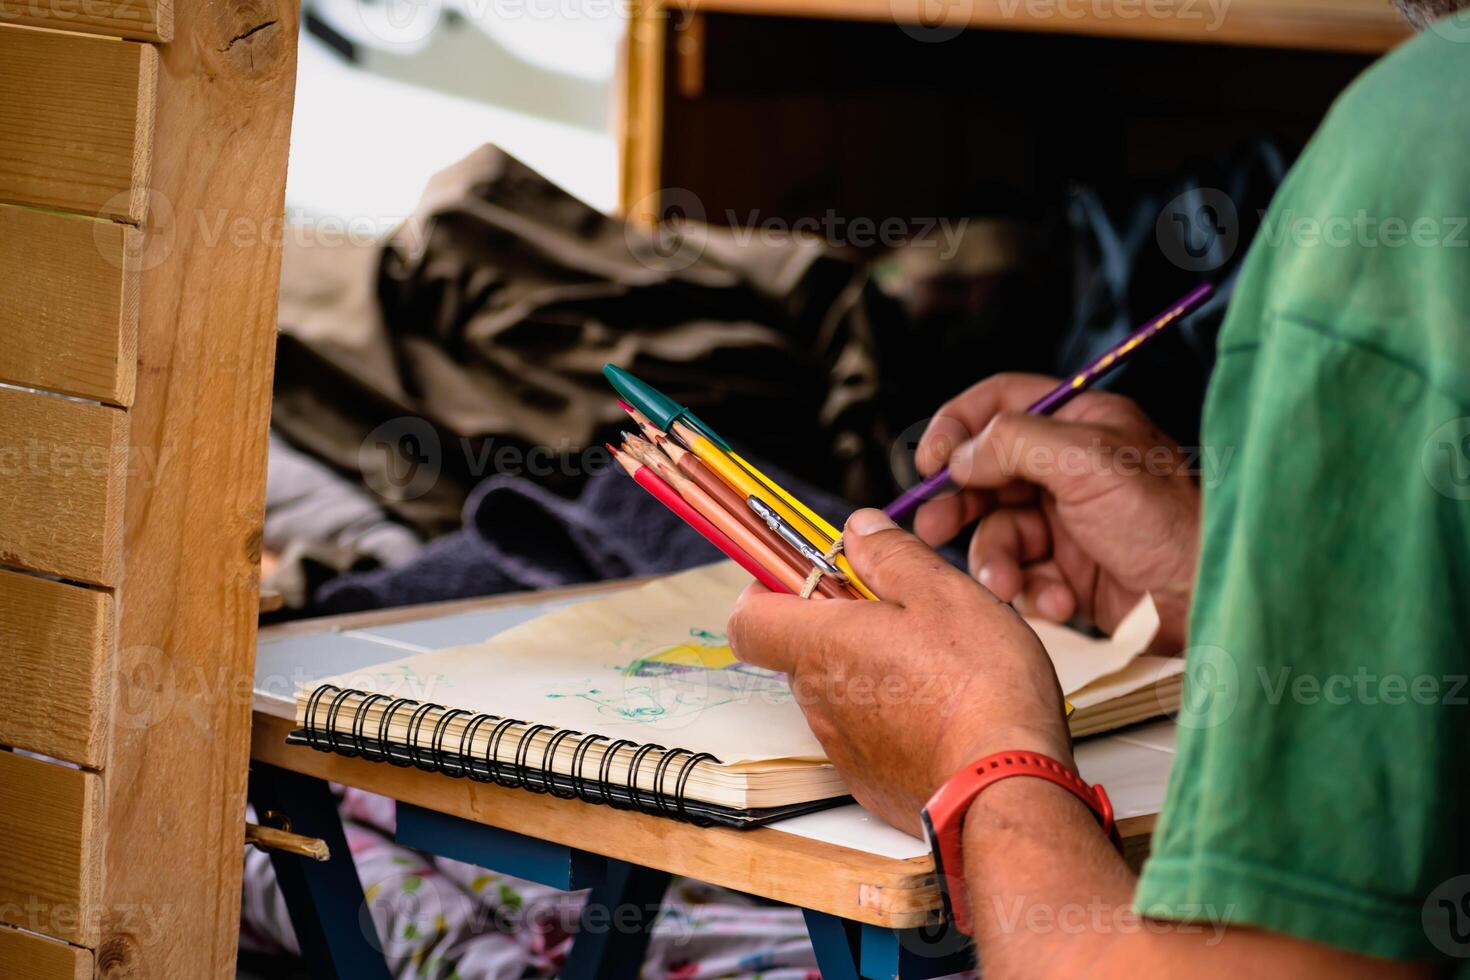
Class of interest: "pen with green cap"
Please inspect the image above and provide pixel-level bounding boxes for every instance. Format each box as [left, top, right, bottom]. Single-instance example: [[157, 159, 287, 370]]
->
[[603, 364, 845, 545], [603, 364, 733, 450], [603, 363, 878, 600]]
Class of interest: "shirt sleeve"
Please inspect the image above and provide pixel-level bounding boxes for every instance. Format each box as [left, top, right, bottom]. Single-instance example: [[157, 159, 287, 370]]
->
[[1133, 313, 1470, 964]]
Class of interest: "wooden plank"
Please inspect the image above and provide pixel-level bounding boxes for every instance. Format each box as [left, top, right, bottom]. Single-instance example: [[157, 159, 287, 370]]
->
[[675, 0, 1410, 53], [90, 0, 297, 973], [0, 751, 102, 947], [0, 25, 157, 222], [0, 570, 113, 768], [0, 0, 171, 43], [0, 204, 139, 405], [0, 572, 113, 767], [0, 925, 92, 980], [0, 387, 127, 587], [618, 0, 668, 222]]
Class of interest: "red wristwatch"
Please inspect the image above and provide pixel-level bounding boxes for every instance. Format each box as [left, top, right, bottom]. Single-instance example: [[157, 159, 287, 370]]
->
[[920, 750, 1119, 934]]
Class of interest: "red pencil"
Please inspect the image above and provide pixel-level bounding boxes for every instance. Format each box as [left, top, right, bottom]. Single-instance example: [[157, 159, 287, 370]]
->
[[609, 444, 793, 595]]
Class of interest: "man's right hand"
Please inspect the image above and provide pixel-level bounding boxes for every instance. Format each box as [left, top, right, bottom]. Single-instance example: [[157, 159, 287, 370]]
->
[[912, 373, 1202, 653]]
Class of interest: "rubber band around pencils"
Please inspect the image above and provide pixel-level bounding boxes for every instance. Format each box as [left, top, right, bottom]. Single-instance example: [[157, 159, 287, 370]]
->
[[799, 534, 846, 599]]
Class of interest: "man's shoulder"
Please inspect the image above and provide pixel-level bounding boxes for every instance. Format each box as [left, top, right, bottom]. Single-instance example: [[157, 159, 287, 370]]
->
[[1318, 25, 1470, 156]]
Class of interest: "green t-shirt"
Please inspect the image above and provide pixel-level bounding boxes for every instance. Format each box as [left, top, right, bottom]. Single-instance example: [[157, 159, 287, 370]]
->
[[1134, 23, 1470, 968]]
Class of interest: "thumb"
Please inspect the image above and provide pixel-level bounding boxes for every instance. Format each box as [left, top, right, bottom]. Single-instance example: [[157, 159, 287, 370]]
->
[[843, 508, 977, 605]]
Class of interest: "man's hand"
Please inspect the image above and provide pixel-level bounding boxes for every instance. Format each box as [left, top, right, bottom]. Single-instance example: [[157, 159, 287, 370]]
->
[[727, 508, 1072, 837], [912, 373, 1202, 652]]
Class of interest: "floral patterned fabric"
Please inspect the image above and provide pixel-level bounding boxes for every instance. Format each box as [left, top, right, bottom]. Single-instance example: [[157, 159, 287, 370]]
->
[[241, 787, 821, 979]]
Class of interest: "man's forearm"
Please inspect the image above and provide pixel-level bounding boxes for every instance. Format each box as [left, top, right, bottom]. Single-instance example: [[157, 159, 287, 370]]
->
[[957, 779, 1434, 979], [960, 777, 1139, 977]]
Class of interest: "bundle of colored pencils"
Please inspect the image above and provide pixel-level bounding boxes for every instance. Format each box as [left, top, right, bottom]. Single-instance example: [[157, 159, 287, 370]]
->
[[604, 368, 871, 600]]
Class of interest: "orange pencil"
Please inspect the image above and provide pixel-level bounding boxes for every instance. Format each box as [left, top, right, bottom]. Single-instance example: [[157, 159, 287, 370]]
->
[[610, 445, 792, 595], [659, 439, 857, 600], [622, 434, 818, 598], [616, 403, 853, 599]]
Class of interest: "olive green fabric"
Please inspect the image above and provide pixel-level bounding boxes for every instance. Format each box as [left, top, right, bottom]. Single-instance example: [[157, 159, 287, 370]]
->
[[1135, 24, 1470, 968]]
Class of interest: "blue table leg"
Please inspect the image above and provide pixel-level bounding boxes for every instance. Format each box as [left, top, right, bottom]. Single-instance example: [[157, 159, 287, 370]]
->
[[397, 803, 607, 889], [803, 909, 862, 980], [396, 803, 669, 980], [561, 858, 672, 980], [859, 920, 975, 979], [248, 764, 392, 980]]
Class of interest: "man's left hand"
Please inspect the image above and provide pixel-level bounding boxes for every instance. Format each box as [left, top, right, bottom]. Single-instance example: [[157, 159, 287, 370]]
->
[[727, 508, 1074, 836]]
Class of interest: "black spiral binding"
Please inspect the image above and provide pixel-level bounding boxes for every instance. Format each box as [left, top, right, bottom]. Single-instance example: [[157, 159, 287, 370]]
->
[[299, 684, 722, 825]]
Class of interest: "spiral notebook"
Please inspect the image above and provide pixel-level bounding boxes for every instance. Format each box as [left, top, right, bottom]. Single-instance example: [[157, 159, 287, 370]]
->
[[291, 562, 849, 827], [287, 562, 1176, 828]]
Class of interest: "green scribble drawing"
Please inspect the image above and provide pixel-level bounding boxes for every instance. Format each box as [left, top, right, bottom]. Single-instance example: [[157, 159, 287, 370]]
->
[[545, 627, 790, 723]]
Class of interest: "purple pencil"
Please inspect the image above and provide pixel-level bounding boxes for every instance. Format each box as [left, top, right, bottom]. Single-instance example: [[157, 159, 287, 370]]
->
[[885, 282, 1214, 522]]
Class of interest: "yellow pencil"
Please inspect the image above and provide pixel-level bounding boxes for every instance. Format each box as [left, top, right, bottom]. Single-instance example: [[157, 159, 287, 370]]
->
[[671, 422, 878, 600]]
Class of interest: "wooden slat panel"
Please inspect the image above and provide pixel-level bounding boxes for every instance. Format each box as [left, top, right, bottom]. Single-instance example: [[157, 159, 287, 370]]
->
[[0, 25, 157, 222], [0, 0, 170, 43], [0, 570, 113, 768], [0, 751, 102, 947], [0, 925, 92, 980], [92, 0, 298, 972], [0, 205, 138, 405], [0, 388, 128, 587]]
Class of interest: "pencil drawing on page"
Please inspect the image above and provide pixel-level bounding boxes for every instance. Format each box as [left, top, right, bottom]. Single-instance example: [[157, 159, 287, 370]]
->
[[545, 627, 791, 724]]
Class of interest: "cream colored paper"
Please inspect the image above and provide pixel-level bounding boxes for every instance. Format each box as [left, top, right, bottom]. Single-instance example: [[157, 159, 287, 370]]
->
[[307, 561, 828, 765], [1030, 594, 1160, 695]]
